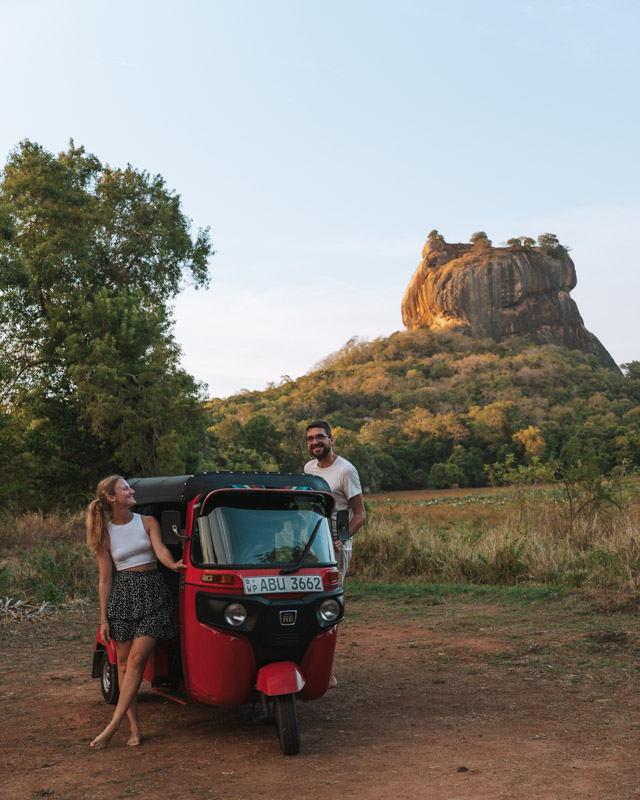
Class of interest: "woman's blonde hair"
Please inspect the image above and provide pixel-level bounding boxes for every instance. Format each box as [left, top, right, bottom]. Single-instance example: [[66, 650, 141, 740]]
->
[[86, 475, 124, 554]]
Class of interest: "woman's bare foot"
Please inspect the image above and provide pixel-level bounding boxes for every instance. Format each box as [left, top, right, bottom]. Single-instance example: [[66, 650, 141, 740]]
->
[[328, 673, 338, 688], [127, 728, 142, 747], [90, 723, 118, 749]]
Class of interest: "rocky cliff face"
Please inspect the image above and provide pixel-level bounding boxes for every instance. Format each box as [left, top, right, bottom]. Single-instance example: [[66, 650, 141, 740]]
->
[[401, 237, 619, 371]]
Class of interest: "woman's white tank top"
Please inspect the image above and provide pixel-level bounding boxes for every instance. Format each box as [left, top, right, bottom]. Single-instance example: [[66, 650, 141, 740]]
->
[[108, 513, 156, 571]]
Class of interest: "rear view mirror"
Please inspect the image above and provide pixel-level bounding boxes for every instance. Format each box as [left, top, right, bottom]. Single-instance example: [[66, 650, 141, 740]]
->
[[335, 510, 350, 542]]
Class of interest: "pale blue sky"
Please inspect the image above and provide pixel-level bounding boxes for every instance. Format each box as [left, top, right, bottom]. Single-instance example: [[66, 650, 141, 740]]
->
[[1, 0, 638, 397]]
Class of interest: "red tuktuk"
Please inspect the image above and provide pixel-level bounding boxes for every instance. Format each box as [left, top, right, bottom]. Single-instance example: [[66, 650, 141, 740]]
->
[[91, 471, 344, 755]]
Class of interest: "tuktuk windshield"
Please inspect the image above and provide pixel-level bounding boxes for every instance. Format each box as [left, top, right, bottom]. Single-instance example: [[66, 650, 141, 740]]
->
[[193, 490, 334, 567]]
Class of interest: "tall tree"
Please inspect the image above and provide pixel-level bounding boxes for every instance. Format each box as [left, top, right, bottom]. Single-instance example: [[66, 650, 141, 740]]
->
[[0, 140, 214, 507]]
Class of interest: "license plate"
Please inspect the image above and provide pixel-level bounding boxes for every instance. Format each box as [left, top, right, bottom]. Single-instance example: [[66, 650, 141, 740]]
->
[[243, 574, 323, 595]]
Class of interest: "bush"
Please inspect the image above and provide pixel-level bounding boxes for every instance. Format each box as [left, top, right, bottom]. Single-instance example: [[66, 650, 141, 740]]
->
[[13, 542, 95, 604]]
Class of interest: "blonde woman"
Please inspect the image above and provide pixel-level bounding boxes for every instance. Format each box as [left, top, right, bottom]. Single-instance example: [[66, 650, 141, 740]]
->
[[86, 475, 185, 749]]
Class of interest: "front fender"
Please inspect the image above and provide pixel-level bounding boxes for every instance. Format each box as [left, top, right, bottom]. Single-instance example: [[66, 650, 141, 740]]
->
[[91, 629, 118, 678], [256, 661, 305, 696]]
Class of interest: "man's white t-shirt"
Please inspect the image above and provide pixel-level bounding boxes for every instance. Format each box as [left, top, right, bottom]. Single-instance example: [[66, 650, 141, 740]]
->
[[303, 455, 362, 553]]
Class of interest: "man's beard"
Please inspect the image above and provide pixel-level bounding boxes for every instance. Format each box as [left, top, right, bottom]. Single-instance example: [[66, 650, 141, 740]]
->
[[310, 443, 332, 460]]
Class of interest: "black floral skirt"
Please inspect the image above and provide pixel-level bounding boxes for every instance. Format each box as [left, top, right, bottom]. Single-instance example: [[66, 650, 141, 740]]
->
[[107, 569, 178, 642]]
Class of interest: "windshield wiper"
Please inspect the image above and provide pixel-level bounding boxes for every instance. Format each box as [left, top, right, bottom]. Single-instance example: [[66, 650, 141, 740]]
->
[[279, 518, 323, 575]]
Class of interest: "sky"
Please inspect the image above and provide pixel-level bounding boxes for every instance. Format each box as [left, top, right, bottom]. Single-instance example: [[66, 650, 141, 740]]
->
[[1, 0, 638, 398]]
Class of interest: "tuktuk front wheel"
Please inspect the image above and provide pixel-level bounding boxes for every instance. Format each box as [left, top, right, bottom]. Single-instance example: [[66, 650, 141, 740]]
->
[[275, 693, 300, 755], [100, 651, 120, 704]]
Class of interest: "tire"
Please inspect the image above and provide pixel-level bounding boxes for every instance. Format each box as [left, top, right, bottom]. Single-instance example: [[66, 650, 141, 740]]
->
[[275, 693, 300, 755], [100, 651, 120, 704]]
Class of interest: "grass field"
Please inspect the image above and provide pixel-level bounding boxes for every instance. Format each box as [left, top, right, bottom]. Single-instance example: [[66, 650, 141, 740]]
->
[[1, 479, 639, 607], [349, 478, 640, 589]]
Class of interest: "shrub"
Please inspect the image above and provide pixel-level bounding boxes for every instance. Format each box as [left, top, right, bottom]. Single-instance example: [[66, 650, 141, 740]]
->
[[13, 542, 96, 604]]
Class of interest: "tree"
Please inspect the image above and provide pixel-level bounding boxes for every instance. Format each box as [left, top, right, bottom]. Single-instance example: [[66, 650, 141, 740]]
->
[[621, 362, 640, 404], [0, 140, 214, 507], [469, 231, 492, 249], [512, 425, 546, 463], [201, 326, 640, 493], [242, 414, 283, 461], [537, 232, 569, 258], [622, 361, 640, 382], [507, 236, 535, 249]]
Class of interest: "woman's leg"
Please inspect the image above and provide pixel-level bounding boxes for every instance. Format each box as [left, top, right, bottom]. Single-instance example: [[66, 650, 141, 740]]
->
[[112, 640, 143, 745], [90, 636, 156, 749]]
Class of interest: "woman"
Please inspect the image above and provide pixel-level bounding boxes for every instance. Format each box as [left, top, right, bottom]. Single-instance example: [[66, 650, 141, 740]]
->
[[86, 474, 185, 749]]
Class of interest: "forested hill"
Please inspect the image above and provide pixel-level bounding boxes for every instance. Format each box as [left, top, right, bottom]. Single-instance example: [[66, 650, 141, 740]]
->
[[204, 329, 640, 492]]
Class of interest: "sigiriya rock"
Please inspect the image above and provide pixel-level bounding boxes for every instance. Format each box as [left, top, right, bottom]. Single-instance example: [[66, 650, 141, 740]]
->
[[401, 232, 619, 372]]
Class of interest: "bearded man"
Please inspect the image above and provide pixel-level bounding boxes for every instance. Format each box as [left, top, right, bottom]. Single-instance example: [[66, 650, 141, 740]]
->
[[303, 420, 366, 584]]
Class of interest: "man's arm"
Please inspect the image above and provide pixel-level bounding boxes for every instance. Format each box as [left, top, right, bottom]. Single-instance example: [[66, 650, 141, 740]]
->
[[347, 494, 366, 537]]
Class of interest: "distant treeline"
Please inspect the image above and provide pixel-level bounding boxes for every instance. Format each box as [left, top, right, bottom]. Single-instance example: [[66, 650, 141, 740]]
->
[[203, 329, 640, 492]]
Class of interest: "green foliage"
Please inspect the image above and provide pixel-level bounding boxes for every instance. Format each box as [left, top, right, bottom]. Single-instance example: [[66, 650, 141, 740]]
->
[[0, 508, 95, 603], [486, 453, 557, 486], [242, 414, 283, 461], [503, 232, 569, 257], [556, 441, 620, 535], [537, 232, 569, 258], [470, 231, 491, 249], [14, 543, 95, 603], [428, 446, 481, 489], [205, 327, 638, 492], [507, 235, 535, 249], [0, 563, 11, 595], [0, 140, 214, 508]]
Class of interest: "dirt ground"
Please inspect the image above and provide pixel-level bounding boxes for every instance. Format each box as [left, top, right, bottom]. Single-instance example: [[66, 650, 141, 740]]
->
[[2, 591, 640, 800]]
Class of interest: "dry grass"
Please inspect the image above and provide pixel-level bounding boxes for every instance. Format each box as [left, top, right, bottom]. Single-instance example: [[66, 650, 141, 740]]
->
[[0, 509, 94, 604], [353, 486, 640, 589], [2, 483, 639, 601], [0, 508, 86, 555]]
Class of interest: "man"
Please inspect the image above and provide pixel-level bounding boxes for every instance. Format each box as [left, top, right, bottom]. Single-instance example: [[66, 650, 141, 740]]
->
[[303, 420, 366, 584]]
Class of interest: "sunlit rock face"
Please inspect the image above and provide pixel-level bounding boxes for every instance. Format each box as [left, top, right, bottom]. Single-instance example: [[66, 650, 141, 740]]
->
[[401, 237, 620, 372]]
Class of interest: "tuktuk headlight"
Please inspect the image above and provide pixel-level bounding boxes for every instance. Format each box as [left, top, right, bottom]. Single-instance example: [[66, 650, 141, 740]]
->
[[318, 598, 340, 623], [224, 602, 247, 627]]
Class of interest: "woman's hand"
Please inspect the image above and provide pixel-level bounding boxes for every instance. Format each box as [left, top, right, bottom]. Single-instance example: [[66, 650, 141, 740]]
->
[[99, 621, 111, 646], [145, 515, 187, 573]]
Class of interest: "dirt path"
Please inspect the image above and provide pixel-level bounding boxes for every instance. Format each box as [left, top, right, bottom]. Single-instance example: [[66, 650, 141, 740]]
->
[[2, 594, 640, 800]]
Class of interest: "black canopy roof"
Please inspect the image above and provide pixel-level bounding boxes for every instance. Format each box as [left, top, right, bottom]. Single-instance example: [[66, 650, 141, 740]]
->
[[129, 471, 331, 506]]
